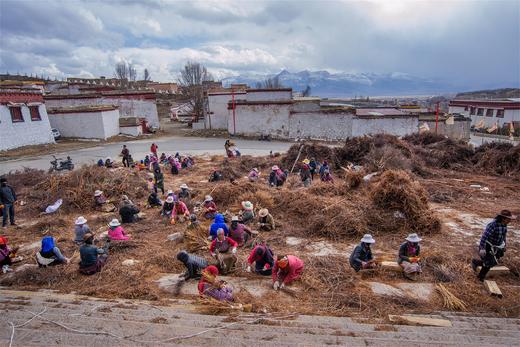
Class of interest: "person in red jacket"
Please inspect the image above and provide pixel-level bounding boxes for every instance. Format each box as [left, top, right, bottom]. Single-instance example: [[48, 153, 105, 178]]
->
[[272, 254, 304, 290], [209, 228, 237, 274], [150, 143, 158, 158]]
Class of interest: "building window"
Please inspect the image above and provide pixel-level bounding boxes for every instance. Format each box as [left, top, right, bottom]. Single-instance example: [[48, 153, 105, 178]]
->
[[464, 106, 469, 111], [476, 108, 484, 116], [9, 106, 24, 122], [470, 107, 476, 115], [485, 109, 494, 117], [496, 109, 504, 118], [29, 106, 41, 121]]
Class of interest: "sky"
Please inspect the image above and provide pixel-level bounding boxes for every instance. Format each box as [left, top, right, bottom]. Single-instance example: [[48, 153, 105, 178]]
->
[[0, 0, 519, 88]]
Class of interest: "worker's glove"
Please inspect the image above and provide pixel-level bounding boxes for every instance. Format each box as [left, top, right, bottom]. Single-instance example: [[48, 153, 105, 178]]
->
[[232, 247, 237, 254], [246, 266, 252, 273], [208, 235, 213, 240], [280, 283, 285, 290], [479, 249, 487, 258], [273, 281, 280, 290]]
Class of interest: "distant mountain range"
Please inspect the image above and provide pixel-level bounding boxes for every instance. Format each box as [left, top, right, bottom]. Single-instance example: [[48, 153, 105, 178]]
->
[[455, 88, 520, 100], [222, 69, 458, 98]]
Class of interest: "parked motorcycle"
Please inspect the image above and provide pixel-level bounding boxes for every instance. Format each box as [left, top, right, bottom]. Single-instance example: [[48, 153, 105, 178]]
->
[[50, 155, 74, 172]]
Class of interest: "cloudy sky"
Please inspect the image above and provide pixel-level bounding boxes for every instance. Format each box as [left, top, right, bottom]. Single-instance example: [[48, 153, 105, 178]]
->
[[0, 0, 519, 88]]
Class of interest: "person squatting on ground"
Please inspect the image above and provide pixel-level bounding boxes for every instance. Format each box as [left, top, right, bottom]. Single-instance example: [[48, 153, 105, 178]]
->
[[272, 254, 304, 290], [107, 219, 131, 241], [148, 192, 162, 208], [202, 195, 217, 220], [240, 201, 255, 225], [0, 177, 16, 227], [398, 233, 422, 279], [79, 233, 109, 275], [74, 216, 91, 245], [0, 236, 20, 273], [472, 209, 516, 281], [36, 236, 69, 267], [269, 165, 286, 187], [171, 198, 190, 223], [209, 228, 238, 275], [119, 196, 140, 223], [258, 208, 275, 231], [229, 216, 254, 247], [248, 168, 260, 182], [177, 250, 208, 280], [209, 213, 229, 240], [349, 234, 377, 272], [198, 265, 233, 301], [247, 244, 275, 276]]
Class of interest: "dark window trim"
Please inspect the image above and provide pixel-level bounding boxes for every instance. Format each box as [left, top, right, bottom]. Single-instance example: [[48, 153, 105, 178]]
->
[[9, 106, 24, 123], [485, 109, 494, 117], [29, 105, 42, 121], [496, 109, 505, 118]]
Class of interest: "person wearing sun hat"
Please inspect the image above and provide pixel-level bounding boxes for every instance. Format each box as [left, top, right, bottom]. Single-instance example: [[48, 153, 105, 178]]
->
[[349, 234, 377, 272], [229, 216, 253, 247], [398, 233, 423, 279], [272, 254, 304, 290], [161, 195, 175, 218], [203, 195, 218, 220], [269, 165, 287, 187], [74, 216, 91, 244], [258, 208, 275, 231], [472, 209, 516, 281], [94, 190, 106, 206], [107, 219, 131, 241], [300, 159, 312, 187], [239, 201, 255, 225], [178, 183, 192, 207]]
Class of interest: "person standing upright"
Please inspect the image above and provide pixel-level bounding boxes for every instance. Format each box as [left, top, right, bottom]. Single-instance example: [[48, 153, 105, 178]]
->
[[121, 145, 130, 167], [0, 178, 16, 228], [151, 143, 158, 158]]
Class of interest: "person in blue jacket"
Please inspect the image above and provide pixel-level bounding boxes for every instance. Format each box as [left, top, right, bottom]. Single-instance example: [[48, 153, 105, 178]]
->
[[209, 213, 229, 240]]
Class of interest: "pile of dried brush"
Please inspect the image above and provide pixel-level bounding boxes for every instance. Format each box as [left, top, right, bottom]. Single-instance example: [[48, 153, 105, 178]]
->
[[436, 284, 467, 311], [281, 143, 336, 169], [26, 165, 147, 214], [210, 181, 259, 205], [403, 131, 447, 146], [1, 167, 47, 191], [472, 142, 520, 176]]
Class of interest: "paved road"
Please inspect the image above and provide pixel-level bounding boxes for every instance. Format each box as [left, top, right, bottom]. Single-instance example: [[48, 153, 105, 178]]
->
[[0, 136, 294, 175]]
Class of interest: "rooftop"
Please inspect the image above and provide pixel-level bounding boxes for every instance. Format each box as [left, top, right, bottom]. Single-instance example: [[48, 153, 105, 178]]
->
[[47, 105, 118, 114], [355, 108, 407, 117]]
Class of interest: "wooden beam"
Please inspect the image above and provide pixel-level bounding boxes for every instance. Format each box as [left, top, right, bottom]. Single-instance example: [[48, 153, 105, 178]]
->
[[381, 261, 401, 271], [484, 280, 503, 298], [389, 315, 452, 327]]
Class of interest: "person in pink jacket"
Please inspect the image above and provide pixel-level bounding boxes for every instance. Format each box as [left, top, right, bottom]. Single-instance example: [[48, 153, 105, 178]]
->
[[107, 219, 130, 241], [272, 254, 304, 290], [171, 198, 190, 223]]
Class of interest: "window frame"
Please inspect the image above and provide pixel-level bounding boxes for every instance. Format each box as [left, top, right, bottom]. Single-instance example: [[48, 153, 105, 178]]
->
[[9, 106, 24, 123], [470, 106, 476, 115], [29, 105, 42, 121], [496, 109, 505, 118], [476, 108, 484, 116], [485, 109, 494, 117]]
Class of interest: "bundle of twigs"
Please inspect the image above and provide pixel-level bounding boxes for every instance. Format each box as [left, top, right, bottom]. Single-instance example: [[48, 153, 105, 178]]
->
[[436, 283, 467, 311], [184, 226, 210, 253]]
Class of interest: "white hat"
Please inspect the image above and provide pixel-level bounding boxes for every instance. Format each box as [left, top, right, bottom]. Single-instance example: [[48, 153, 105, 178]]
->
[[360, 234, 375, 244], [253, 168, 259, 172], [94, 190, 103, 197], [241, 201, 254, 210], [231, 216, 239, 222], [109, 219, 121, 227], [180, 184, 189, 190], [166, 196, 174, 203], [75, 216, 87, 225], [204, 195, 213, 202], [405, 233, 422, 243], [272, 165, 279, 171]]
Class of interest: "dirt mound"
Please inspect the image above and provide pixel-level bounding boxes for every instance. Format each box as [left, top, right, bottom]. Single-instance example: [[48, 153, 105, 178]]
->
[[472, 142, 520, 176], [24, 165, 147, 214]]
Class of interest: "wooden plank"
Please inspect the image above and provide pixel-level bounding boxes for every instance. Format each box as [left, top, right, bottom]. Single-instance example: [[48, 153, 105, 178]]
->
[[484, 280, 503, 298], [476, 266, 510, 276], [389, 315, 452, 327], [381, 261, 401, 271]]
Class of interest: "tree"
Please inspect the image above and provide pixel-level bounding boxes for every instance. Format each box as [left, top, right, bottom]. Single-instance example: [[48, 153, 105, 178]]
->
[[143, 68, 151, 82], [178, 62, 213, 121], [114, 61, 137, 88], [255, 76, 283, 89], [302, 85, 311, 97]]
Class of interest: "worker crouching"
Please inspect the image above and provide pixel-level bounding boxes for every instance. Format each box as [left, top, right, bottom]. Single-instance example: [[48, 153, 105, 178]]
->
[[247, 244, 275, 276], [198, 265, 233, 301], [349, 234, 377, 272], [210, 228, 238, 275], [272, 255, 304, 290], [398, 233, 422, 280]]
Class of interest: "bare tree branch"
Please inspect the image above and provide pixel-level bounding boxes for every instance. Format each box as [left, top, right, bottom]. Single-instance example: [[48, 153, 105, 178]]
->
[[255, 76, 284, 89], [178, 62, 213, 121]]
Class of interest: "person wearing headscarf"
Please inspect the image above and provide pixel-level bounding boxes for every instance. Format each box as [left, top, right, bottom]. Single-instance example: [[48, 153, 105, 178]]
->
[[154, 168, 165, 195], [239, 201, 255, 225], [272, 255, 304, 290], [258, 208, 275, 231], [269, 165, 286, 187], [36, 236, 69, 267], [247, 244, 274, 276], [248, 168, 260, 182], [198, 265, 233, 301], [210, 228, 238, 274], [398, 233, 423, 279], [0, 236, 19, 273], [472, 209, 516, 281], [170, 159, 179, 175], [319, 160, 330, 179], [229, 216, 253, 247], [107, 219, 131, 241], [74, 216, 91, 244], [203, 195, 217, 220], [321, 169, 334, 183], [148, 192, 162, 208], [79, 233, 109, 275], [209, 213, 229, 240], [119, 196, 140, 223], [177, 250, 208, 280], [349, 234, 376, 272]]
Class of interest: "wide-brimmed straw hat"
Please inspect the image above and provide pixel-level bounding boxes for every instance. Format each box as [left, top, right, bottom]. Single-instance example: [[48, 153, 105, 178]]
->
[[241, 201, 253, 210], [259, 208, 269, 217], [405, 233, 422, 243], [109, 219, 121, 227], [180, 184, 189, 190], [498, 209, 517, 220], [166, 196, 174, 203], [303, 159, 310, 164], [272, 165, 279, 171], [75, 216, 87, 225], [360, 234, 375, 244], [94, 190, 103, 197], [204, 195, 213, 202]]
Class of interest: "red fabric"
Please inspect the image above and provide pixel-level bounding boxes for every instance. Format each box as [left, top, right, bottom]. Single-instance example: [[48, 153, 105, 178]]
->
[[204, 201, 217, 213], [108, 226, 129, 241], [172, 202, 189, 218], [209, 237, 237, 254], [0, 236, 7, 245], [247, 245, 262, 264], [198, 266, 219, 294], [272, 255, 304, 284]]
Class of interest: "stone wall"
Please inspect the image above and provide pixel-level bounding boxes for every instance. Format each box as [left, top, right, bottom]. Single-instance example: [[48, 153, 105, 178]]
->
[[289, 112, 353, 140], [352, 116, 419, 138], [228, 104, 291, 137]]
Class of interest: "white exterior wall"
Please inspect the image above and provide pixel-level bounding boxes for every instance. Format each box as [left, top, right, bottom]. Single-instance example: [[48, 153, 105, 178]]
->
[[448, 105, 520, 127], [48, 109, 120, 140], [46, 96, 160, 128], [289, 112, 353, 140], [0, 104, 55, 151], [228, 104, 291, 138], [246, 90, 292, 101], [207, 94, 243, 129], [352, 117, 419, 138], [120, 125, 142, 137]]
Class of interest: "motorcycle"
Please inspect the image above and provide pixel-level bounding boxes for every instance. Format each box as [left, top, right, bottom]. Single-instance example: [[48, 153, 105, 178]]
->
[[50, 155, 74, 172]]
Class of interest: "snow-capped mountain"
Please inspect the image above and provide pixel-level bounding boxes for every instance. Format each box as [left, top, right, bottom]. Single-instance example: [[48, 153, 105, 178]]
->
[[222, 69, 456, 97]]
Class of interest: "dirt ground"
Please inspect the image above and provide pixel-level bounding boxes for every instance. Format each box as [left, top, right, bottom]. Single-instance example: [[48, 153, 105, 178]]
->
[[1, 147, 519, 320]]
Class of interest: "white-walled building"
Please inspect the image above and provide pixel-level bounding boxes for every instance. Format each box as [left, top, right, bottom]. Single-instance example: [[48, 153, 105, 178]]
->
[[47, 105, 120, 140], [448, 99, 520, 128], [0, 89, 55, 151]]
